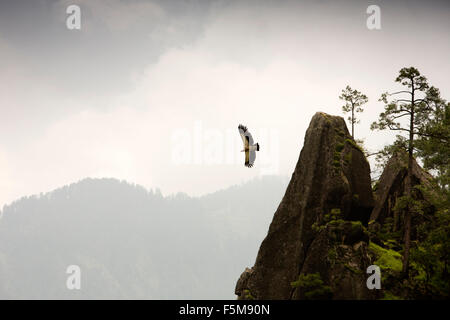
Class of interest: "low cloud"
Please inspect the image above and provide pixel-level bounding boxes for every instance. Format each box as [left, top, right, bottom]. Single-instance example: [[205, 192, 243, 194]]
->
[[1, 0, 449, 207]]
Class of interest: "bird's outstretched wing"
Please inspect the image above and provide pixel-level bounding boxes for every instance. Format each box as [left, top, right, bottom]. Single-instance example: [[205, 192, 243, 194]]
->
[[247, 150, 256, 168], [239, 124, 256, 168], [238, 124, 254, 146], [238, 124, 248, 148]]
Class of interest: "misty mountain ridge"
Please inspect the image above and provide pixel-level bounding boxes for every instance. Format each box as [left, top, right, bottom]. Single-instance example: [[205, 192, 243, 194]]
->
[[0, 175, 288, 299]]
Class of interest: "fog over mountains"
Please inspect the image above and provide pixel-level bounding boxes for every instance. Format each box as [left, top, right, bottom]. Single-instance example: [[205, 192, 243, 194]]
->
[[0, 176, 288, 299]]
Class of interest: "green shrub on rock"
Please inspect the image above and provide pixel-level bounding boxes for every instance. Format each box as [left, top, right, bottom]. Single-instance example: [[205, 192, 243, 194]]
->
[[291, 273, 332, 300]]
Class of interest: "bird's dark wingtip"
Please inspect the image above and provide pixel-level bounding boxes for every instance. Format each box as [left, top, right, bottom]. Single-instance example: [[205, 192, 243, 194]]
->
[[238, 124, 247, 132]]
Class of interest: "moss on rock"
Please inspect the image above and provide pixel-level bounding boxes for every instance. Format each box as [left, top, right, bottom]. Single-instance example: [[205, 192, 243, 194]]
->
[[368, 242, 402, 272]]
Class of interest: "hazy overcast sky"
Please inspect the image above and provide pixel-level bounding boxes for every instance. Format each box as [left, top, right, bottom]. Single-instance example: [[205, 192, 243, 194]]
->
[[1, 0, 449, 208]]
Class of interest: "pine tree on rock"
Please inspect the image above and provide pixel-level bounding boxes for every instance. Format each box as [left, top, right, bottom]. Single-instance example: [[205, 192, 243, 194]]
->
[[339, 85, 368, 139], [371, 67, 435, 276]]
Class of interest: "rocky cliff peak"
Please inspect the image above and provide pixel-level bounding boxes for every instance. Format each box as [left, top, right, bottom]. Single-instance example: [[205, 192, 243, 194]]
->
[[235, 112, 376, 300]]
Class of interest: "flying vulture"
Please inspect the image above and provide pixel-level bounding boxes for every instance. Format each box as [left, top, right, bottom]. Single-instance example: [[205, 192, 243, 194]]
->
[[238, 124, 260, 168]]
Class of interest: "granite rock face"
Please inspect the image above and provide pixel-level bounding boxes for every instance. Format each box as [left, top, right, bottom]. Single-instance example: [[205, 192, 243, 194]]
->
[[369, 152, 435, 239], [235, 112, 376, 300]]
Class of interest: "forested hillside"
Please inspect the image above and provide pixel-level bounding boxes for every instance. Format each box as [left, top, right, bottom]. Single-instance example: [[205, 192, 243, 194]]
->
[[0, 176, 288, 299]]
